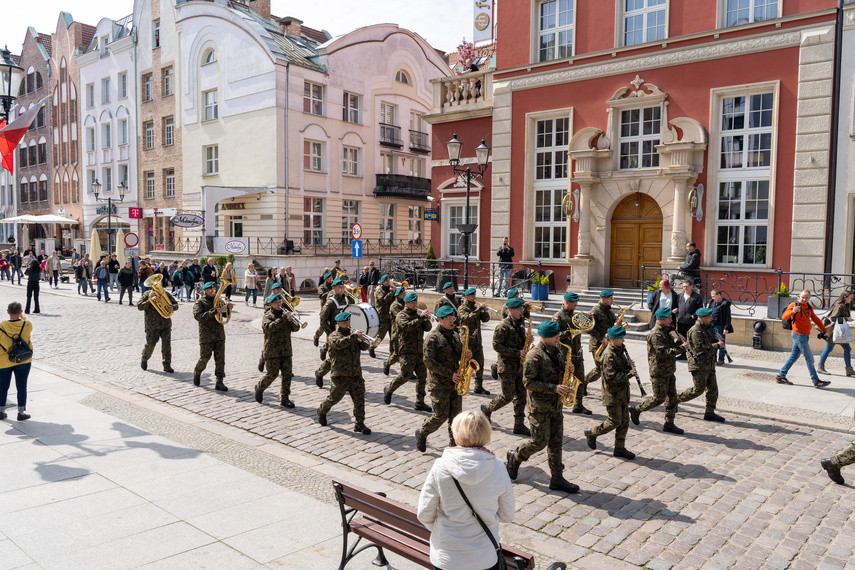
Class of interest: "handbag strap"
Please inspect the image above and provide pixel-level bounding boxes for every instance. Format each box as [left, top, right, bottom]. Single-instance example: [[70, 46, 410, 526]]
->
[[451, 477, 503, 558]]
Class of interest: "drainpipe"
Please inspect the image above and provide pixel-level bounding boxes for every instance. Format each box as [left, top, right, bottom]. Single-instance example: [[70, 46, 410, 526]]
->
[[824, 0, 844, 279], [132, 25, 141, 253], [283, 63, 289, 254]]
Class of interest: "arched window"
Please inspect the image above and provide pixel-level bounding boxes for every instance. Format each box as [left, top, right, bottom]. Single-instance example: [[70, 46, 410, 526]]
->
[[395, 70, 411, 85], [36, 72, 43, 90], [203, 48, 217, 65]]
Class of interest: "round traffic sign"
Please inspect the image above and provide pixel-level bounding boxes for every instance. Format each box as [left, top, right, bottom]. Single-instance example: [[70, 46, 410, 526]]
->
[[124, 232, 139, 248], [351, 223, 363, 240]]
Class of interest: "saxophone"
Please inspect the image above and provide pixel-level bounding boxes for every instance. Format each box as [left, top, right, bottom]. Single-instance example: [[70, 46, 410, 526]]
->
[[456, 325, 480, 396], [558, 342, 578, 407], [521, 319, 533, 362], [594, 302, 636, 363]]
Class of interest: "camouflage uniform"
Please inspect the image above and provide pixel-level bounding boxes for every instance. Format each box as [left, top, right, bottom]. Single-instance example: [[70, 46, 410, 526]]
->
[[486, 316, 528, 426], [313, 281, 334, 343], [636, 322, 683, 421], [387, 307, 431, 402], [193, 294, 226, 380], [831, 442, 855, 468], [385, 299, 406, 368], [421, 326, 464, 445], [501, 304, 531, 320], [583, 302, 616, 385], [317, 294, 353, 379], [257, 306, 301, 400], [678, 320, 719, 413], [513, 341, 565, 476], [138, 290, 178, 365], [554, 308, 586, 392], [457, 300, 491, 391], [374, 284, 396, 343], [591, 343, 632, 447], [318, 327, 370, 422], [433, 293, 460, 317]]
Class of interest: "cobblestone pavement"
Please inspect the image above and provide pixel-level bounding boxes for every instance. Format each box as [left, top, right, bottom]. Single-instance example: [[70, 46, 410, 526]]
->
[[7, 282, 855, 568]]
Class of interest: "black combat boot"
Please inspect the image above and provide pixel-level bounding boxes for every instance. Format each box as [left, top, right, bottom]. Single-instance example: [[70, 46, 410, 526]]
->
[[163, 363, 174, 373], [354, 423, 372, 435], [383, 359, 391, 376], [613, 447, 636, 460], [313, 335, 319, 347], [141, 359, 147, 371], [317, 408, 327, 426], [214, 380, 229, 392], [549, 474, 580, 494], [584, 429, 597, 450], [414, 401, 432, 413], [369, 347, 376, 359], [573, 402, 592, 415], [662, 422, 684, 435], [490, 364, 498, 379], [415, 429, 427, 452], [315, 369, 323, 388], [703, 411, 725, 422], [281, 399, 295, 409], [254, 384, 264, 404], [193, 372, 201, 386], [383, 385, 392, 405], [506, 450, 520, 480], [474, 386, 491, 395], [821, 459, 844, 484], [513, 422, 531, 437], [629, 405, 640, 425], [480, 403, 492, 422], [320, 348, 327, 361]]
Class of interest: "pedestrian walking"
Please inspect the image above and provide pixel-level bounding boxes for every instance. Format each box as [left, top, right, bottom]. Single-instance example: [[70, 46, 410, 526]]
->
[[221, 262, 237, 300], [94, 261, 111, 302], [776, 290, 829, 388], [0, 252, 10, 281], [201, 258, 217, 285], [79, 254, 94, 295], [11, 250, 23, 285], [647, 278, 679, 330], [171, 263, 186, 301], [708, 289, 733, 365], [817, 290, 854, 376], [24, 260, 41, 314], [47, 251, 62, 289], [262, 268, 276, 301], [182, 263, 194, 301], [244, 264, 259, 307], [358, 266, 370, 303], [138, 261, 154, 295], [70, 248, 80, 265], [495, 236, 515, 297], [0, 301, 34, 421], [118, 261, 136, 305], [281, 266, 297, 297], [107, 254, 120, 290]]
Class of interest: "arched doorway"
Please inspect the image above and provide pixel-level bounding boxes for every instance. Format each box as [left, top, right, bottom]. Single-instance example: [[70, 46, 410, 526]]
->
[[610, 194, 662, 287]]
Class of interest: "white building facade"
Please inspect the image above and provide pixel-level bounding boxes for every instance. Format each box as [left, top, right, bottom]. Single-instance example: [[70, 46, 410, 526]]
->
[[831, 1, 855, 274]]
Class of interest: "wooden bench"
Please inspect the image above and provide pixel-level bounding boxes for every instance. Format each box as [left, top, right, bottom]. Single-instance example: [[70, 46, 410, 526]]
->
[[332, 479, 567, 570]]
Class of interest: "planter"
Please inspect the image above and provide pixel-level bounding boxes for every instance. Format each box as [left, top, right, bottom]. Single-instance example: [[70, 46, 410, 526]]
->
[[767, 296, 791, 320], [531, 285, 541, 301], [538, 284, 549, 301]]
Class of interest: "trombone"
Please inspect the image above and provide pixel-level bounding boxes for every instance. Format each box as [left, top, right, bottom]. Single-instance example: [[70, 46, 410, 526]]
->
[[282, 298, 308, 329], [390, 280, 409, 290], [283, 290, 301, 308], [527, 302, 546, 313]]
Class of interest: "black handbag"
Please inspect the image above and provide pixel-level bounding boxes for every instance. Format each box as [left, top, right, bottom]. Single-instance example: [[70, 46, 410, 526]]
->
[[451, 477, 507, 570]]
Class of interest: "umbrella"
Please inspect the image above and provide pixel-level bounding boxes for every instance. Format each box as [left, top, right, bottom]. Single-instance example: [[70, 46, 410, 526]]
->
[[115, 228, 126, 267], [90, 230, 102, 264]]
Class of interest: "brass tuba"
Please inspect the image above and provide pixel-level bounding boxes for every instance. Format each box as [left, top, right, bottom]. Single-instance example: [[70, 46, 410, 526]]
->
[[214, 279, 232, 324], [143, 274, 174, 319], [456, 325, 480, 396]]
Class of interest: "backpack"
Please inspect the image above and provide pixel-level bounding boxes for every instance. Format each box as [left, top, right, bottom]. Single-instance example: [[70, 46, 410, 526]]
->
[[2, 322, 33, 363]]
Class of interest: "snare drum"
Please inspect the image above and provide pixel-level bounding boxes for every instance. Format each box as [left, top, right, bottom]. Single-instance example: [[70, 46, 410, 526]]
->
[[345, 303, 381, 337]]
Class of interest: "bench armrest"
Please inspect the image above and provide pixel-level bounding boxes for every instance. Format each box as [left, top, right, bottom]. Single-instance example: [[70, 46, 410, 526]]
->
[[545, 563, 567, 570]]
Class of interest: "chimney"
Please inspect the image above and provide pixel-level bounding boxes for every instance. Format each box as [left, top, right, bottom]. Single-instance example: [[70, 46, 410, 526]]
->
[[247, 0, 271, 21], [277, 16, 303, 38]]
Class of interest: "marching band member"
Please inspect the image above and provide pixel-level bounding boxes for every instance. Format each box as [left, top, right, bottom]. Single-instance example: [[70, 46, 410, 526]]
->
[[457, 287, 491, 395], [313, 272, 334, 348], [314, 277, 353, 388], [138, 281, 178, 373], [482, 298, 530, 436], [317, 312, 372, 434], [433, 282, 460, 317], [254, 293, 302, 408], [372, 274, 395, 359], [384, 293, 432, 412], [193, 281, 231, 391], [678, 307, 726, 422], [553, 292, 588, 414], [383, 286, 407, 376]]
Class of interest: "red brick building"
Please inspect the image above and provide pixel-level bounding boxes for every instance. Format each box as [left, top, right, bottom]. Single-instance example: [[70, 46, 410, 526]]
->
[[427, 0, 838, 289]]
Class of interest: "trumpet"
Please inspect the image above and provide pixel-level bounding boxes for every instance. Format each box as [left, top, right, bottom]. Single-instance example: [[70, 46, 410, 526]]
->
[[356, 330, 379, 346], [282, 299, 308, 329], [481, 303, 502, 316], [390, 280, 409, 290], [418, 309, 438, 322], [527, 302, 547, 313]]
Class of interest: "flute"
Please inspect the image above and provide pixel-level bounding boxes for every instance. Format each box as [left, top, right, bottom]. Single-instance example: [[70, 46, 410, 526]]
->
[[674, 331, 700, 362]]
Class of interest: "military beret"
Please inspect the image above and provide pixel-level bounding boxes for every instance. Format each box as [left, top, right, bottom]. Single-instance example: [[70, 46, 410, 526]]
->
[[380, 274, 389, 283], [655, 307, 673, 319], [271, 281, 284, 289], [332, 277, 345, 286], [564, 292, 579, 302], [696, 307, 713, 317], [443, 282, 454, 290], [335, 259, 340, 263], [436, 305, 455, 318], [267, 293, 283, 304], [404, 293, 418, 302], [506, 297, 525, 309], [202, 281, 217, 290], [464, 287, 476, 296], [335, 312, 352, 322], [506, 288, 519, 298], [323, 272, 332, 280], [599, 289, 614, 298], [608, 325, 627, 339], [395, 286, 405, 296], [538, 321, 560, 338]]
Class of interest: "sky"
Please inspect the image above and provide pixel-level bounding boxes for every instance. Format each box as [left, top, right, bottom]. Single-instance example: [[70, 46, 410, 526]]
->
[[0, 0, 475, 55]]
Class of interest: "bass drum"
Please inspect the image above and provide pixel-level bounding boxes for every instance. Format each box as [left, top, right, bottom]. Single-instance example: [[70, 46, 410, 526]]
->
[[345, 303, 381, 337]]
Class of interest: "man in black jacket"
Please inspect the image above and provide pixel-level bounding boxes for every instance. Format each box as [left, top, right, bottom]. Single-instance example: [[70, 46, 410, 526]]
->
[[676, 280, 703, 358], [201, 258, 218, 285], [647, 279, 679, 330], [496, 237, 514, 297], [679, 242, 701, 286]]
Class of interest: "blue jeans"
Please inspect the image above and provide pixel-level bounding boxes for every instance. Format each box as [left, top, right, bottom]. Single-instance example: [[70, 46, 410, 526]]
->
[[0, 269, 9, 280], [133, 271, 140, 291], [779, 333, 820, 383], [819, 342, 851, 368], [13, 268, 23, 284], [78, 277, 93, 294], [50, 269, 59, 286], [714, 324, 726, 362], [97, 279, 110, 300], [245, 288, 257, 304], [109, 273, 118, 289], [0, 362, 31, 412], [497, 265, 512, 296]]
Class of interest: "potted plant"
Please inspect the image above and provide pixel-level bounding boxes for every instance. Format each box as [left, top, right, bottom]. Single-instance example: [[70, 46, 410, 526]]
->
[[646, 274, 661, 308], [767, 283, 791, 319], [531, 272, 542, 301], [539, 273, 550, 301]]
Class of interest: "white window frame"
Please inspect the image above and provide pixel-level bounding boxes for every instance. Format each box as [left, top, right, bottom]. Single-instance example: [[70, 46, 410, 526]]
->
[[163, 67, 174, 97], [380, 203, 395, 246], [341, 200, 359, 245], [534, 117, 570, 181], [408, 157, 425, 178], [165, 169, 175, 198], [86, 83, 95, 108], [101, 78, 110, 104], [118, 118, 128, 146], [533, 188, 567, 260], [303, 82, 324, 116], [303, 197, 324, 246], [153, 20, 160, 48], [118, 164, 128, 189], [620, 0, 668, 47], [720, 0, 781, 28], [164, 117, 174, 146], [535, 0, 575, 63], [101, 122, 111, 149], [145, 172, 155, 199], [304, 140, 324, 173], [144, 121, 154, 150], [342, 146, 359, 177], [203, 48, 217, 65], [342, 92, 360, 124], [204, 145, 219, 176], [85, 126, 95, 152], [142, 74, 153, 102], [203, 89, 218, 122], [395, 70, 411, 85], [119, 73, 128, 99], [408, 205, 422, 245], [380, 102, 397, 126], [380, 152, 395, 175], [445, 201, 479, 259], [102, 166, 112, 193], [87, 170, 95, 194], [618, 106, 661, 169], [532, 116, 569, 261]]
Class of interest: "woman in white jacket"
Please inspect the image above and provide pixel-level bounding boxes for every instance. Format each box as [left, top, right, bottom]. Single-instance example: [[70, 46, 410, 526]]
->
[[417, 410, 515, 570]]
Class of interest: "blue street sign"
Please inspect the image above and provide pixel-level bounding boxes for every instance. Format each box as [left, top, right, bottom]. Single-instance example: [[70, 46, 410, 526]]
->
[[351, 240, 363, 258], [424, 210, 438, 221]]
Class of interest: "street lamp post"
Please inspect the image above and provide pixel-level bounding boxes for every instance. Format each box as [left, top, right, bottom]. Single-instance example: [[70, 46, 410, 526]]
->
[[0, 46, 24, 123], [446, 133, 490, 289], [93, 179, 128, 255]]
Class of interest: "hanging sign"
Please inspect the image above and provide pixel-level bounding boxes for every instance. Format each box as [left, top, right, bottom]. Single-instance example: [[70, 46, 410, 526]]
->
[[473, 0, 493, 43], [170, 213, 204, 228], [688, 184, 704, 221]]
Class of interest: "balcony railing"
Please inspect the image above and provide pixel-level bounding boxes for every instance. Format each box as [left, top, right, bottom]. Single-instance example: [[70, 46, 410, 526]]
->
[[373, 173, 431, 200], [254, 237, 429, 257], [409, 130, 430, 154], [379, 123, 403, 148], [429, 70, 493, 118]]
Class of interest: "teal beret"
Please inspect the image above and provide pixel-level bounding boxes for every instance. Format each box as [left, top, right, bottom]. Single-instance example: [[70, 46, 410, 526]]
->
[[271, 281, 284, 289], [267, 293, 283, 304], [404, 293, 418, 302], [464, 287, 476, 296], [537, 321, 560, 338], [506, 297, 525, 309], [436, 305, 455, 318], [380, 274, 389, 283], [323, 272, 332, 280], [335, 312, 351, 322], [599, 289, 614, 298], [203, 281, 217, 290], [507, 288, 519, 298], [335, 259, 340, 263], [443, 282, 454, 290], [395, 286, 405, 296], [696, 307, 713, 317], [655, 307, 673, 319], [607, 325, 627, 339], [332, 277, 345, 286], [564, 292, 579, 302]]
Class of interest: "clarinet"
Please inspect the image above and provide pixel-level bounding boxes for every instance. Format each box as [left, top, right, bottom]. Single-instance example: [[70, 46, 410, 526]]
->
[[623, 347, 647, 397], [715, 331, 733, 363], [675, 331, 700, 362]]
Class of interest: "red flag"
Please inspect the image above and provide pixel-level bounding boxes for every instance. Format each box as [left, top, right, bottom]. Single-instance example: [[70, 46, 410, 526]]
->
[[0, 98, 47, 173]]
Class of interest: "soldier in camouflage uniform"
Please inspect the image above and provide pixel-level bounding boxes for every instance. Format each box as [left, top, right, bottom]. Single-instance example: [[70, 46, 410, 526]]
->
[[383, 286, 407, 376], [506, 321, 579, 494], [384, 293, 432, 412], [630, 307, 689, 434], [482, 297, 531, 436], [821, 417, 855, 484], [553, 291, 590, 415], [679, 307, 726, 422], [372, 274, 395, 359], [457, 287, 491, 395], [138, 284, 179, 373], [583, 290, 617, 387], [313, 272, 334, 347], [193, 281, 231, 391], [584, 326, 636, 460], [254, 293, 302, 408], [433, 282, 460, 317], [416, 305, 472, 452], [315, 277, 353, 388], [317, 312, 372, 434], [493, 288, 530, 379], [257, 281, 286, 373]]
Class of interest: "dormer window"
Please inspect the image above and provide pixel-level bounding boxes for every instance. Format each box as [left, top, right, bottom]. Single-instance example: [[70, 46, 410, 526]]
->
[[203, 48, 217, 65], [395, 70, 411, 85]]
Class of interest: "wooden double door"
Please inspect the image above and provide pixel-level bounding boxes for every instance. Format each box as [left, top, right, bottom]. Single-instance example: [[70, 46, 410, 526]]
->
[[610, 194, 663, 287]]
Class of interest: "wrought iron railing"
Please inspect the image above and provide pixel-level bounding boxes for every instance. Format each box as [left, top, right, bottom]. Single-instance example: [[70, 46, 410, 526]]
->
[[159, 237, 202, 254], [640, 266, 855, 317], [253, 237, 429, 257], [409, 130, 430, 153], [379, 123, 403, 147], [373, 173, 431, 199]]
